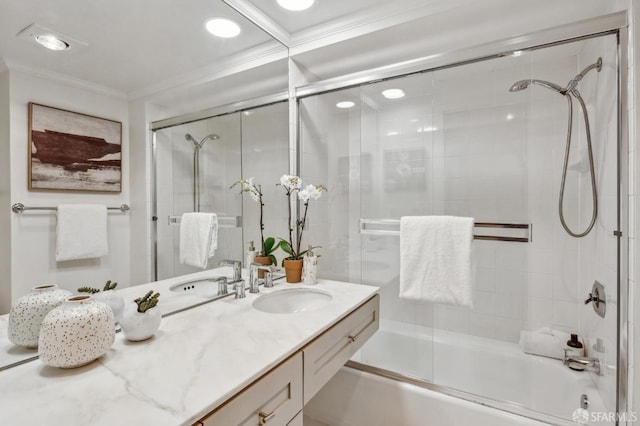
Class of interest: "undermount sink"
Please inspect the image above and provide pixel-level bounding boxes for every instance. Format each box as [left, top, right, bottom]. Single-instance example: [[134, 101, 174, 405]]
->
[[170, 278, 224, 297], [252, 288, 333, 314]]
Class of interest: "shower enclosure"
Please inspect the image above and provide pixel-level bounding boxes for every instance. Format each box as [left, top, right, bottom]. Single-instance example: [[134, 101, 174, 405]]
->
[[300, 32, 622, 424], [153, 101, 289, 280]]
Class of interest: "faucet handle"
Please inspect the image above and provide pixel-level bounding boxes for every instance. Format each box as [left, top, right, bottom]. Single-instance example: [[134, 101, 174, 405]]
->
[[234, 280, 246, 299], [264, 271, 274, 288], [216, 277, 228, 296]]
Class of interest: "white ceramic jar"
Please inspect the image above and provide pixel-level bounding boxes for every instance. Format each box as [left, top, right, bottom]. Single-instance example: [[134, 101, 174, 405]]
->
[[119, 302, 161, 342], [39, 295, 115, 368], [92, 289, 125, 323], [8, 285, 72, 348]]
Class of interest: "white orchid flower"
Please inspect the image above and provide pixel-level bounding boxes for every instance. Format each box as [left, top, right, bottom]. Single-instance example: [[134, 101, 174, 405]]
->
[[280, 174, 302, 190]]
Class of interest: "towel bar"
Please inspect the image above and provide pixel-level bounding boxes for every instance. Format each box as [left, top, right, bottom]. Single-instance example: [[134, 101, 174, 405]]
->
[[359, 219, 531, 243], [12, 203, 130, 214], [168, 215, 242, 228]]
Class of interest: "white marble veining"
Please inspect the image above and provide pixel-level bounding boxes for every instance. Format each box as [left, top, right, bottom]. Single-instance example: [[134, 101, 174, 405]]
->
[[0, 269, 378, 425]]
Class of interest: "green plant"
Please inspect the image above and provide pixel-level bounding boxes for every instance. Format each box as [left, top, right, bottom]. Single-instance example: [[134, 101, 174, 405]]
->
[[103, 280, 118, 291], [261, 236, 281, 266], [77, 280, 118, 294], [134, 291, 160, 313], [231, 177, 282, 264]]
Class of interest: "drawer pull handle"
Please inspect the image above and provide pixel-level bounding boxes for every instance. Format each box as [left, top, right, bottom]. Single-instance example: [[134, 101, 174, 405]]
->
[[348, 334, 359, 343], [259, 410, 276, 425]]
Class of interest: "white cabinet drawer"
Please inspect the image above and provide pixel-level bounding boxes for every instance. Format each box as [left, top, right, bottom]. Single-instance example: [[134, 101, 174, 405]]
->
[[199, 352, 303, 426], [302, 294, 379, 404]]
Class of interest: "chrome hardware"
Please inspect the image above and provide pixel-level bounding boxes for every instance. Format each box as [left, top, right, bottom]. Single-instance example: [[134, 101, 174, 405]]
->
[[11, 202, 130, 214], [219, 260, 242, 282], [216, 277, 228, 296], [581, 394, 590, 410], [584, 281, 606, 318], [234, 280, 246, 299], [263, 271, 274, 288], [258, 410, 276, 424], [563, 349, 601, 375], [249, 263, 276, 294]]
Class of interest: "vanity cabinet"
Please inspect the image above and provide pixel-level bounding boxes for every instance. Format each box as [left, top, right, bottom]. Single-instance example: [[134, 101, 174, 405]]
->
[[199, 352, 303, 426], [302, 294, 379, 404], [195, 294, 379, 426]]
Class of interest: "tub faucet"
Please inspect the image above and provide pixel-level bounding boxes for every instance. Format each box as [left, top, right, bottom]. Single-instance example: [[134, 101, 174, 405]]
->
[[219, 259, 242, 282], [563, 350, 601, 375], [249, 263, 275, 294]]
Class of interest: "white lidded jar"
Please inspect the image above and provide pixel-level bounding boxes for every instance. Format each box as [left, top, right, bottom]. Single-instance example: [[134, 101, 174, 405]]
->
[[39, 295, 115, 368], [8, 284, 72, 348]]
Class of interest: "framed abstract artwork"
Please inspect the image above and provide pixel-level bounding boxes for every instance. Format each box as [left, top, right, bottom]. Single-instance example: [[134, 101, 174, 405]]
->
[[28, 102, 122, 192]]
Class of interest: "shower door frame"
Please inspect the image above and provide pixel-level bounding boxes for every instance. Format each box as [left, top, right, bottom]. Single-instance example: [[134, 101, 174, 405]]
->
[[293, 12, 630, 425]]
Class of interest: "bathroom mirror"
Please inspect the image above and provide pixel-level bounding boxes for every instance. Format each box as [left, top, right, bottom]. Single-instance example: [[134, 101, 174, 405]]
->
[[0, 0, 288, 371]]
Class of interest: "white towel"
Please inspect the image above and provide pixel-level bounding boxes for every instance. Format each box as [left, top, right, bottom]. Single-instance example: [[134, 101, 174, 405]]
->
[[56, 204, 109, 261], [519, 327, 571, 360], [179, 212, 218, 269], [399, 216, 474, 307]]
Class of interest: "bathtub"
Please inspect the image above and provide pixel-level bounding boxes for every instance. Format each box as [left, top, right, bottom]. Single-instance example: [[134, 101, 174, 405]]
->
[[304, 319, 610, 426]]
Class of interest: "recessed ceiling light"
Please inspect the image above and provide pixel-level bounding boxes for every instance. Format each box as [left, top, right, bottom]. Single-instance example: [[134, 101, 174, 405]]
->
[[35, 34, 69, 51], [277, 0, 315, 11], [386, 131, 399, 136], [336, 101, 355, 109], [382, 89, 405, 99], [506, 114, 514, 120], [417, 126, 438, 133], [205, 18, 241, 38]]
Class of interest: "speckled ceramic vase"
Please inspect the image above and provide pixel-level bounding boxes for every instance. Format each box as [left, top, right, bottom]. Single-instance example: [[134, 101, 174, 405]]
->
[[8, 285, 72, 348], [92, 290, 125, 323], [39, 295, 115, 368], [119, 302, 161, 342]]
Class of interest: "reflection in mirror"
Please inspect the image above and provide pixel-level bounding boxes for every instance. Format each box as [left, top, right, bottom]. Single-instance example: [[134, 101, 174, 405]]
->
[[0, 1, 289, 370], [153, 101, 290, 281]]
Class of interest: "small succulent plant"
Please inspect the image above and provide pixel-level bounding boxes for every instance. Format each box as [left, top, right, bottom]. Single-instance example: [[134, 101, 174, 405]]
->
[[77, 280, 118, 294], [134, 291, 160, 313]]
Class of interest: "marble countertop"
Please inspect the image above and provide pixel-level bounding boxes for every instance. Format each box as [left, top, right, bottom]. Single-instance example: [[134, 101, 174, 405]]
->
[[0, 270, 378, 426]]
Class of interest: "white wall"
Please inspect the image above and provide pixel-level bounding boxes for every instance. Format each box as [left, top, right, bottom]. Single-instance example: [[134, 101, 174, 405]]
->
[[0, 68, 10, 314], [7, 69, 130, 304]]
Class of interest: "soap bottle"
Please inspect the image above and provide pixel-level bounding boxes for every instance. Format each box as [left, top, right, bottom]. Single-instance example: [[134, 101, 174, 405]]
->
[[303, 245, 318, 285], [245, 241, 257, 269], [566, 334, 585, 370]]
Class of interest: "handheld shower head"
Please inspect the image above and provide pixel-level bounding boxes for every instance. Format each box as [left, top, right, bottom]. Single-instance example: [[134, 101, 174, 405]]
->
[[509, 79, 565, 94], [185, 133, 220, 149]]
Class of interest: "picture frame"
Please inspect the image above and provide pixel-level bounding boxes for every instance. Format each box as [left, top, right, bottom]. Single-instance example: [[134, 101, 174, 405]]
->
[[28, 102, 122, 193]]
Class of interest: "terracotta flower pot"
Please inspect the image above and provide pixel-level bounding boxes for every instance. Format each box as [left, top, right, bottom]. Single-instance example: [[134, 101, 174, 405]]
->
[[283, 259, 303, 283], [254, 255, 272, 278]]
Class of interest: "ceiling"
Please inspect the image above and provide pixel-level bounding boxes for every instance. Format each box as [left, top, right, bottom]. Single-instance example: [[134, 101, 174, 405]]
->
[[0, 0, 625, 102], [0, 0, 427, 99]]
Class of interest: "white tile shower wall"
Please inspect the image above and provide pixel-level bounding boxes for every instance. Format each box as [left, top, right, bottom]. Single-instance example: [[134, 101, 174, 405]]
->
[[0, 70, 10, 314]]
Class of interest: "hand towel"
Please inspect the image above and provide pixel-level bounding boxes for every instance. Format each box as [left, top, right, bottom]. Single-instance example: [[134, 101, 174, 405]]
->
[[56, 204, 109, 261], [519, 327, 571, 360], [179, 212, 218, 269], [399, 216, 474, 307]]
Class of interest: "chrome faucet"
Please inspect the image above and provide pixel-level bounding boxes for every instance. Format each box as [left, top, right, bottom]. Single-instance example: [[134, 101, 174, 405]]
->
[[219, 259, 242, 282], [215, 277, 228, 296], [564, 350, 601, 375], [249, 263, 275, 294], [234, 280, 246, 299]]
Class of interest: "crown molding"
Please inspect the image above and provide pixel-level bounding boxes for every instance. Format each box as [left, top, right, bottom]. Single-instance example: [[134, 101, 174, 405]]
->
[[130, 41, 288, 102], [3, 58, 127, 99], [287, 0, 469, 56]]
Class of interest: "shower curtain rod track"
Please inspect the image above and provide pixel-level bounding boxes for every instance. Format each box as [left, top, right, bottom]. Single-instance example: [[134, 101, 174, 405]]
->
[[11, 203, 130, 214], [359, 219, 531, 243]]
